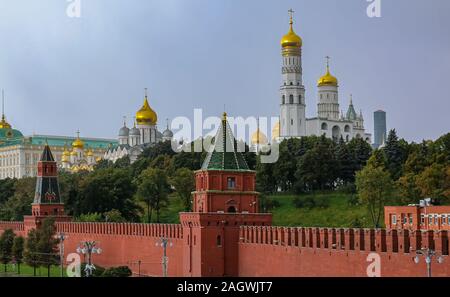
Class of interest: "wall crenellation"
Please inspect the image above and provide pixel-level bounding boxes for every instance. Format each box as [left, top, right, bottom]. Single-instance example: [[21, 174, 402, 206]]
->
[[239, 226, 450, 256], [55, 222, 183, 239]]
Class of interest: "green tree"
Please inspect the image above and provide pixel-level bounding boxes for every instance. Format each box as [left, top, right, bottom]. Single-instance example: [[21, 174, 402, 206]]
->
[[0, 178, 16, 205], [75, 168, 140, 220], [103, 209, 126, 222], [135, 168, 170, 223], [383, 129, 407, 180], [295, 136, 338, 192], [355, 164, 395, 228], [0, 229, 16, 272], [347, 137, 373, 173], [12, 236, 24, 274], [256, 156, 277, 194], [273, 139, 301, 191], [36, 218, 60, 277], [335, 136, 355, 185], [24, 229, 40, 276], [75, 212, 103, 222], [170, 168, 195, 211], [0, 177, 35, 221], [416, 163, 450, 203]]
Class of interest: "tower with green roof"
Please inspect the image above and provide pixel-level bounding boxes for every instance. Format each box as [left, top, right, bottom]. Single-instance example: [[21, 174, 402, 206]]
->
[[179, 113, 272, 277]]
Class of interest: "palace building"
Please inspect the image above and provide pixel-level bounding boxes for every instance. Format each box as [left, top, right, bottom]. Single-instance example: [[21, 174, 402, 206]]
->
[[0, 105, 116, 179], [103, 89, 173, 163]]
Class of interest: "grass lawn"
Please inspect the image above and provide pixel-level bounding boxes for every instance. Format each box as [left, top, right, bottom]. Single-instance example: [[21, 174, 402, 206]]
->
[[143, 191, 381, 228], [268, 192, 379, 228], [0, 263, 66, 277]]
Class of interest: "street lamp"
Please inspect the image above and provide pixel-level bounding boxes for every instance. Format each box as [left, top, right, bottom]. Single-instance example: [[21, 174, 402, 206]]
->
[[155, 237, 173, 277], [414, 247, 444, 277], [76, 241, 102, 277]]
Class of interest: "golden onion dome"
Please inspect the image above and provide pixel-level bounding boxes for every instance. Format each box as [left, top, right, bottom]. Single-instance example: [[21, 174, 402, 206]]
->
[[317, 64, 338, 87], [0, 115, 11, 129], [70, 150, 77, 156], [280, 14, 302, 49], [136, 90, 157, 126], [61, 154, 69, 163], [87, 149, 94, 157], [251, 129, 268, 145], [272, 121, 280, 140], [72, 133, 84, 149]]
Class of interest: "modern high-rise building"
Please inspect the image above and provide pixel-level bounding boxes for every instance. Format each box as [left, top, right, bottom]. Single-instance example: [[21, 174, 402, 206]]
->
[[373, 110, 387, 149]]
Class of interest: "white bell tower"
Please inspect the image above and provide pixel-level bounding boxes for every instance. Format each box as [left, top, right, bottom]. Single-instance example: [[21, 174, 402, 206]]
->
[[279, 9, 306, 138]]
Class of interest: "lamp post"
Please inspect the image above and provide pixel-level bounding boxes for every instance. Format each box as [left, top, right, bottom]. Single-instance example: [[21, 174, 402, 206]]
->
[[76, 241, 102, 277], [156, 237, 173, 277], [414, 248, 444, 277], [57, 232, 67, 277]]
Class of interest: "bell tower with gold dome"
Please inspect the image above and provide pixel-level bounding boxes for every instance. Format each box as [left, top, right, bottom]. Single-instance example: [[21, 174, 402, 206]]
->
[[279, 9, 306, 138], [136, 88, 158, 144], [317, 56, 340, 120]]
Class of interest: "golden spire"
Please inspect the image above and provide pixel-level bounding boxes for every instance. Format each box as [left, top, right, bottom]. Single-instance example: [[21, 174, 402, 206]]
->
[[317, 56, 338, 87], [280, 9, 302, 49], [0, 89, 12, 129]]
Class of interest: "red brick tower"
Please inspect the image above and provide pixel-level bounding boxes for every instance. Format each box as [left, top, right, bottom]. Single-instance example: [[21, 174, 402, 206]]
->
[[180, 113, 272, 276], [24, 144, 71, 233]]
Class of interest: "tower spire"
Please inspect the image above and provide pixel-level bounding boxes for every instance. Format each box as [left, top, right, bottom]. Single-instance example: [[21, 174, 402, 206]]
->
[[1, 89, 4, 118], [325, 56, 331, 73], [288, 8, 294, 26], [144, 87, 148, 99]]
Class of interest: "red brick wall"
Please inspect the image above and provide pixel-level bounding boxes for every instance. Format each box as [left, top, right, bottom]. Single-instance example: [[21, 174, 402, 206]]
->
[[238, 226, 450, 277]]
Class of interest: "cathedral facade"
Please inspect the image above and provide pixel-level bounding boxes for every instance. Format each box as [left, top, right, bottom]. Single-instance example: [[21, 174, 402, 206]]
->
[[103, 89, 173, 163], [275, 12, 371, 143]]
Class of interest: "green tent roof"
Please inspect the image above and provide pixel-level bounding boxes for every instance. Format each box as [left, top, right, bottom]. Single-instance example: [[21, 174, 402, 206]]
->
[[201, 113, 250, 171]]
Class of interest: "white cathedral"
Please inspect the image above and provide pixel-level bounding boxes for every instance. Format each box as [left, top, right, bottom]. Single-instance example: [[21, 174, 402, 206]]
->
[[103, 89, 173, 163], [252, 11, 371, 147]]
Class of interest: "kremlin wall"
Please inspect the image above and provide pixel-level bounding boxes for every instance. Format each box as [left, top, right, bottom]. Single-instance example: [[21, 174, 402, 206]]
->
[[0, 114, 449, 277]]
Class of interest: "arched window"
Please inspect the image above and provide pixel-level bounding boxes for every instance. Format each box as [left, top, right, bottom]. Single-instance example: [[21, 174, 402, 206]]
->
[[321, 122, 328, 130], [332, 125, 341, 141], [282, 95, 285, 104], [320, 94, 323, 99], [289, 95, 294, 104], [217, 235, 222, 247], [290, 82, 293, 86], [344, 125, 350, 132], [298, 95, 302, 104], [227, 206, 236, 213]]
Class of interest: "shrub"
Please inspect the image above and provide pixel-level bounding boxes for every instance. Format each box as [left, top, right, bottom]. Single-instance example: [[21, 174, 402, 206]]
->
[[293, 196, 315, 209], [346, 194, 359, 206], [314, 196, 329, 209], [265, 198, 281, 211], [101, 266, 132, 277]]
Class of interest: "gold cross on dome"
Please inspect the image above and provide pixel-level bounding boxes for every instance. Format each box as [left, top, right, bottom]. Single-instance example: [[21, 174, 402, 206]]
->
[[288, 9, 294, 23], [325, 56, 331, 70]]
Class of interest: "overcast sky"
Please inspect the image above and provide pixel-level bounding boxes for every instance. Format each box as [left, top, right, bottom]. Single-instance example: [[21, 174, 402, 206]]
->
[[0, 0, 449, 142]]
